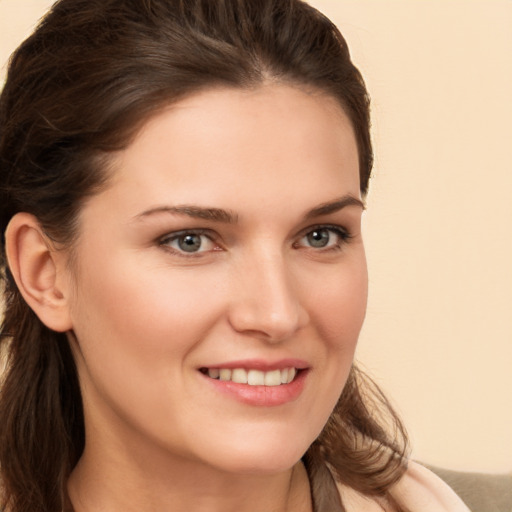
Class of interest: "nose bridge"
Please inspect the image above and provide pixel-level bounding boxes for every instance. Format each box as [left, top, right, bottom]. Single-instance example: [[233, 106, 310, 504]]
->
[[228, 246, 308, 341]]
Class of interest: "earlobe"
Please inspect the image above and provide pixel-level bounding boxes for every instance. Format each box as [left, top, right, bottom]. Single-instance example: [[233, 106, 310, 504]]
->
[[5, 213, 73, 332]]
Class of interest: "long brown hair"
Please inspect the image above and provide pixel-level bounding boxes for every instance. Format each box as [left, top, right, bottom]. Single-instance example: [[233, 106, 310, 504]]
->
[[0, 1, 407, 511]]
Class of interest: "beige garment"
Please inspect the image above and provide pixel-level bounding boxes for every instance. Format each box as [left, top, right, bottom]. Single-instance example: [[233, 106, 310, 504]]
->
[[305, 458, 512, 512]]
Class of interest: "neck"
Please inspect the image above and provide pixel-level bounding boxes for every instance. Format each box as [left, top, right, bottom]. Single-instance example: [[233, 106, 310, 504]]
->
[[68, 442, 312, 512]]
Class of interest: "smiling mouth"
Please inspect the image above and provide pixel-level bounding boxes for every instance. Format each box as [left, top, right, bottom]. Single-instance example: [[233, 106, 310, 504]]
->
[[200, 367, 298, 386]]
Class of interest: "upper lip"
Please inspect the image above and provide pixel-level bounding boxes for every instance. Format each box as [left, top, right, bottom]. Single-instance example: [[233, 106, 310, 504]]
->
[[200, 358, 309, 371]]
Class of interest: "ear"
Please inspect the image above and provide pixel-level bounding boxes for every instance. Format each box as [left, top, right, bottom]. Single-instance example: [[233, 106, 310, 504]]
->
[[5, 212, 73, 332]]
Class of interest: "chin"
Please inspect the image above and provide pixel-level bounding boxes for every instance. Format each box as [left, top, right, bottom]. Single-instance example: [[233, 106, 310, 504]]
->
[[189, 423, 318, 476]]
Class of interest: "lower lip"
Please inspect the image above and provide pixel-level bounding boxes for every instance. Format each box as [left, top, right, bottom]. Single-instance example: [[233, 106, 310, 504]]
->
[[201, 370, 308, 407]]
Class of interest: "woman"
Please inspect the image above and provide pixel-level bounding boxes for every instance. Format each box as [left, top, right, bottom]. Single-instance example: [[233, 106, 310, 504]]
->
[[0, 0, 469, 511]]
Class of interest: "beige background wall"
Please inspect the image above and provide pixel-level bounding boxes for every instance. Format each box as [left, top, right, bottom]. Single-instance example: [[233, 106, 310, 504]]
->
[[1, 0, 511, 473]]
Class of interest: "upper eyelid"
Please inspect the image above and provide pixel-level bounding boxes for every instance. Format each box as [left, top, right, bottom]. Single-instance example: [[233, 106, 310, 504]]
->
[[157, 223, 348, 236], [158, 230, 221, 257], [292, 224, 352, 251], [156, 224, 351, 250], [159, 228, 217, 242], [295, 223, 350, 239], [158, 228, 221, 252]]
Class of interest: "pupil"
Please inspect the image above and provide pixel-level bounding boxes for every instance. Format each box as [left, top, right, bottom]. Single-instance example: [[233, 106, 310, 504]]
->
[[178, 234, 201, 252], [308, 229, 329, 248]]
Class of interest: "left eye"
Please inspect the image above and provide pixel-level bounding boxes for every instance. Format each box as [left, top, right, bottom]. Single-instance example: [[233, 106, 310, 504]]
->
[[160, 232, 217, 254], [297, 227, 348, 249]]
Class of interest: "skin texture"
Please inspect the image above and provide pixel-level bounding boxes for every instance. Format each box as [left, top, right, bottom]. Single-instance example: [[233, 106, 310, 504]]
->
[[7, 84, 368, 511], [4, 83, 471, 512]]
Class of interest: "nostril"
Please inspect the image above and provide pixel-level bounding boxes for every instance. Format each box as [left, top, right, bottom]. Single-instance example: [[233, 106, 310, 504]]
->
[[226, 264, 309, 341], [227, 305, 308, 342]]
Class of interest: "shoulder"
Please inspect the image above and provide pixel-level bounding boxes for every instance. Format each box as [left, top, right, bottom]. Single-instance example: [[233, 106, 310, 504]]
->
[[390, 461, 471, 512], [334, 461, 470, 512]]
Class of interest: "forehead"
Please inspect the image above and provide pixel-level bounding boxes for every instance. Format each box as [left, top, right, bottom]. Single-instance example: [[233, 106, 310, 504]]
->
[[88, 84, 361, 220]]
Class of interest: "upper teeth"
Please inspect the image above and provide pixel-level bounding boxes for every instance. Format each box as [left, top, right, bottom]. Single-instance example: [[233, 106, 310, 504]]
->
[[207, 367, 297, 386]]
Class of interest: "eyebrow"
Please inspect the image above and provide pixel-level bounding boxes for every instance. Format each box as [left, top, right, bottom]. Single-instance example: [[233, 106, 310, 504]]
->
[[303, 195, 366, 219], [134, 205, 239, 224], [133, 194, 364, 224]]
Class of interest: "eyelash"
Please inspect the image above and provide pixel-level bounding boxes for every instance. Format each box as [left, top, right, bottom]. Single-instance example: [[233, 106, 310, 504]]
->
[[159, 229, 219, 257], [294, 224, 352, 251], [158, 224, 352, 257]]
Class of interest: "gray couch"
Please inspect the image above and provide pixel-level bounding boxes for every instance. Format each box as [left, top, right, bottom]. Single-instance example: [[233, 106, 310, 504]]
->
[[427, 465, 512, 512]]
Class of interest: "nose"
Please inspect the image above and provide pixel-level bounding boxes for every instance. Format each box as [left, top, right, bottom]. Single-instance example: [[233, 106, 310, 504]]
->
[[227, 251, 309, 342]]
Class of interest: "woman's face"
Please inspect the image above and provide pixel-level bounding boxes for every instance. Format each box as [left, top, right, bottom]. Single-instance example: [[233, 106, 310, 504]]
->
[[65, 84, 367, 474]]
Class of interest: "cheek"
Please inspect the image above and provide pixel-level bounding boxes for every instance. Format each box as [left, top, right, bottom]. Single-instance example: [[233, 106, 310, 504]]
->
[[312, 255, 367, 402], [306, 255, 368, 345], [66, 256, 226, 432], [66, 258, 228, 427], [70, 255, 222, 354], [300, 253, 368, 410]]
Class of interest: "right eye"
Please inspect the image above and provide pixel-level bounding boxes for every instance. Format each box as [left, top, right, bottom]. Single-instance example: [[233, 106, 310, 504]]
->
[[160, 230, 218, 254]]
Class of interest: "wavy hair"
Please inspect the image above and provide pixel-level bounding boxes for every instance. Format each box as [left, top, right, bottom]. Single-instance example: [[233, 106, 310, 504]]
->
[[0, 1, 407, 511]]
